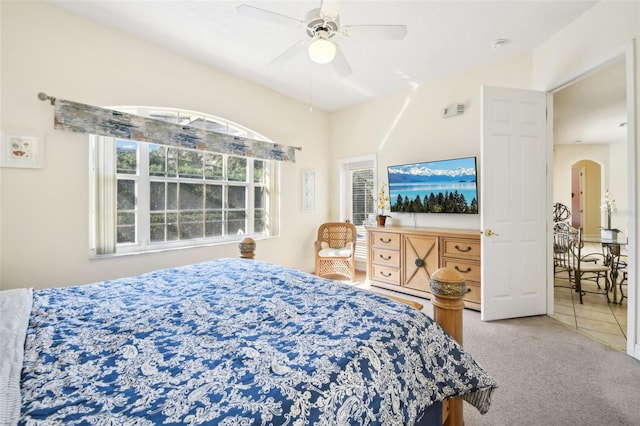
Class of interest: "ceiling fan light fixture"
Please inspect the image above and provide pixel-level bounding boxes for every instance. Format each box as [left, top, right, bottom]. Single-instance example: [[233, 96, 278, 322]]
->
[[308, 37, 336, 64]]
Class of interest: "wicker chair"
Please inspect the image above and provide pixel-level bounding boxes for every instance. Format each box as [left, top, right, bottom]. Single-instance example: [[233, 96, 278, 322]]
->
[[314, 222, 357, 280]]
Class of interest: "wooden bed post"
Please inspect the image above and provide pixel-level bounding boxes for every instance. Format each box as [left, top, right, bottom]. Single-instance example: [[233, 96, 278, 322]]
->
[[238, 237, 256, 259], [430, 267, 468, 426]]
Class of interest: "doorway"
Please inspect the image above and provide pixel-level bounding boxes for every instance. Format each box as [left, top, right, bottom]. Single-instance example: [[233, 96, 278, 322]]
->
[[570, 160, 602, 235], [570, 166, 584, 229], [551, 53, 632, 353], [337, 155, 376, 271]]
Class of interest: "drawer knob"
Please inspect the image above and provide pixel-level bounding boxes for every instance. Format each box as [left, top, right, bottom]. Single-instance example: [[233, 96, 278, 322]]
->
[[380, 271, 392, 278], [455, 245, 472, 253], [380, 237, 392, 244], [380, 254, 392, 261], [455, 265, 472, 273], [415, 259, 424, 267]]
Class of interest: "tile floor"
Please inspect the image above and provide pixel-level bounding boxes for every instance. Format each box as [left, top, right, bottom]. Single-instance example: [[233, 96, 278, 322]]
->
[[342, 267, 628, 353], [550, 274, 627, 352], [549, 240, 628, 352]]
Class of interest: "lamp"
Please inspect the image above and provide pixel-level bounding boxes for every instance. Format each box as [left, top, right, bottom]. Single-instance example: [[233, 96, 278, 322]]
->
[[308, 31, 336, 64]]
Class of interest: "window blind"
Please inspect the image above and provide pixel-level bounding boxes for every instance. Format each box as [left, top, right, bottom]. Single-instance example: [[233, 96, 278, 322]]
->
[[351, 168, 375, 264]]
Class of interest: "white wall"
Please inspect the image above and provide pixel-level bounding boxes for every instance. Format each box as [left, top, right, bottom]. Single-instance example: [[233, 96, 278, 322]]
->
[[0, 1, 330, 290], [554, 142, 628, 234], [329, 54, 533, 230], [609, 140, 629, 229]]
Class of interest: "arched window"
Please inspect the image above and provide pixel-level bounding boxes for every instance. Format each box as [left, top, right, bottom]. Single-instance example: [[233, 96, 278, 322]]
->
[[90, 107, 279, 256]]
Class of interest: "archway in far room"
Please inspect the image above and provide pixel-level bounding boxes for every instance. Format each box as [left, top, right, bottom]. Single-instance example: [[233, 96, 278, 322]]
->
[[570, 159, 601, 236]]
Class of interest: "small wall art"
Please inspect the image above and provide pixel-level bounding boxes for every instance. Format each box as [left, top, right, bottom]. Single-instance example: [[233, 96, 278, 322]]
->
[[0, 130, 44, 169], [302, 170, 316, 212]]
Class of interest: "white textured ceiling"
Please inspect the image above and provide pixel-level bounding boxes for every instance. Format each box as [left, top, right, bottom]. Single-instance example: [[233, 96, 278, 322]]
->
[[49, 0, 599, 112], [49, 0, 627, 146], [554, 59, 628, 145]]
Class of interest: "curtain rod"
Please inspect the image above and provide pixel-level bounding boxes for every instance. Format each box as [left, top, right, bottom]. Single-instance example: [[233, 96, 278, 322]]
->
[[37, 92, 56, 105], [37, 92, 303, 152]]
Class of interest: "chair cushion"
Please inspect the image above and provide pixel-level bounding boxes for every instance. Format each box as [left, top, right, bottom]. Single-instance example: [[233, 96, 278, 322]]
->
[[318, 246, 352, 258], [579, 262, 609, 273], [581, 254, 600, 263]]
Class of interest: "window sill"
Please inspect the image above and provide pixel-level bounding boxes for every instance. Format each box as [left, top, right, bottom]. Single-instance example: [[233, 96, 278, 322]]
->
[[89, 234, 277, 260]]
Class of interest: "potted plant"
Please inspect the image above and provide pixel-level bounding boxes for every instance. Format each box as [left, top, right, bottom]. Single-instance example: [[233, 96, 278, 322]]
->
[[376, 183, 391, 226], [600, 189, 619, 239]]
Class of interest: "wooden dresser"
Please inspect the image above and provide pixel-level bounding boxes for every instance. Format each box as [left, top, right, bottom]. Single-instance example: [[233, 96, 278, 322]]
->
[[366, 226, 482, 311]]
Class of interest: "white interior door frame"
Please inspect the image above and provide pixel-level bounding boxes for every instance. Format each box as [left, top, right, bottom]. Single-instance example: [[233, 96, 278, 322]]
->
[[547, 40, 637, 359]]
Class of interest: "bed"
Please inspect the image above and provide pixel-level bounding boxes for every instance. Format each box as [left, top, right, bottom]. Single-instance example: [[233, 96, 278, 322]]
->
[[2, 258, 496, 425]]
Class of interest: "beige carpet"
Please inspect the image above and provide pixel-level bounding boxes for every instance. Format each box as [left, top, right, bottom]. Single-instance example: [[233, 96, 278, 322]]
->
[[461, 311, 640, 425]]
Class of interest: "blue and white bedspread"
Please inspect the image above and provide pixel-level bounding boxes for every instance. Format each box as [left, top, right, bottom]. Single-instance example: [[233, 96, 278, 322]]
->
[[16, 258, 496, 425]]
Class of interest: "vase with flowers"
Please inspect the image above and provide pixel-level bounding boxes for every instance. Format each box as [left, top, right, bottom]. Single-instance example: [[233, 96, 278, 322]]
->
[[375, 183, 391, 226], [600, 189, 619, 239]]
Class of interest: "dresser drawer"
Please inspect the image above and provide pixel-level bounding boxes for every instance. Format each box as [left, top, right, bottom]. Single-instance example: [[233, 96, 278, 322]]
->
[[464, 281, 481, 305], [371, 265, 400, 285], [441, 237, 481, 260], [370, 231, 401, 249], [372, 248, 400, 267], [441, 258, 481, 283]]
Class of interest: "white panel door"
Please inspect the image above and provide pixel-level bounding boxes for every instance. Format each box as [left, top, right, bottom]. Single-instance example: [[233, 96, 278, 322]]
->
[[481, 86, 548, 321]]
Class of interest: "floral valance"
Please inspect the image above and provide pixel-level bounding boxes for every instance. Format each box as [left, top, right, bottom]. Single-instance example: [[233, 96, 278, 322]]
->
[[47, 96, 298, 162]]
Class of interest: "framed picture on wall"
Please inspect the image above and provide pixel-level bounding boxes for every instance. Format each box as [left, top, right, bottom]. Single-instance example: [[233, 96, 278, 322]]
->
[[0, 130, 44, 169], [302, 170, 316, 212]]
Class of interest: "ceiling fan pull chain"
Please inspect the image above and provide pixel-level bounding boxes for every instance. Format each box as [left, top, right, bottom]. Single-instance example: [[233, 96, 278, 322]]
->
[[309, 74, 314, 112]]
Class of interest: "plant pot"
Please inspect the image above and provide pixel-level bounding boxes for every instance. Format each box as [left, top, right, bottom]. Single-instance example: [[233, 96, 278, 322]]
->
[[376, 215, 387, 226]]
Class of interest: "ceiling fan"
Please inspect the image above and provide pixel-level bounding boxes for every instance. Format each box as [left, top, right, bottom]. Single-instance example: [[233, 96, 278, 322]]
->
[[236, 0, 408, 77]]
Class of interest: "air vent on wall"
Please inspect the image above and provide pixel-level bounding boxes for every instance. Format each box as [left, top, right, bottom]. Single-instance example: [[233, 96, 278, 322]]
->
[[442, 103, 465, 118]]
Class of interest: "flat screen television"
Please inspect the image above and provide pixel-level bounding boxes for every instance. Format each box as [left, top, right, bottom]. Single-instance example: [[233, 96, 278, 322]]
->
[[387, 156, 478, 214]]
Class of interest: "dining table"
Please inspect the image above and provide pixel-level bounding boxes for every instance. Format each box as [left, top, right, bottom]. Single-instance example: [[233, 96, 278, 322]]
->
[[581, 232, 628, 303]]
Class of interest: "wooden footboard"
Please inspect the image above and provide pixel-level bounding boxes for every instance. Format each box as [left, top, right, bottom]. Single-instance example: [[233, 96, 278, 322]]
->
[[372, 268, 466, 426], [430, 268, 467, 426], [373, 292, 424, 311]]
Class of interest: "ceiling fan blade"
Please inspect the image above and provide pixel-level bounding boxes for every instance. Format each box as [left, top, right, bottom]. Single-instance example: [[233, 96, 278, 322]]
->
[[236, 4, 303, 28], [320, 0, 342, 20], [341, 25, 408, 40], [269, 39, 310, 65], [332, 44, 352, 77]]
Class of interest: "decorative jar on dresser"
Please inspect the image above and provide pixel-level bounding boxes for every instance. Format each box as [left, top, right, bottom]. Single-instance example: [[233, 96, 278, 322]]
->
[[366, 225, 482, 311]]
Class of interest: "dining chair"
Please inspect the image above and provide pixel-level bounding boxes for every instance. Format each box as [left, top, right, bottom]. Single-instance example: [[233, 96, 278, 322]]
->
[[553, 202, 571, 223], [608, 247, 628, 304], [618, 259, 628, 304], [574, 228, 612, 304], [553, 222, 597, 280], [554, 225, 611, 304], [553, 221, 574, 281]]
